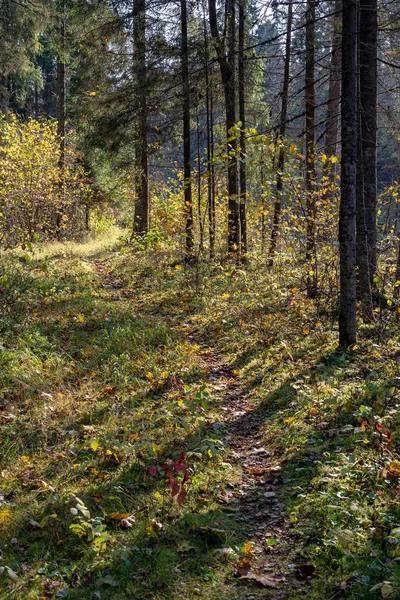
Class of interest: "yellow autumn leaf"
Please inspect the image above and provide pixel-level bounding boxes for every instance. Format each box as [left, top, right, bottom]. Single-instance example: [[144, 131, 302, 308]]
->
[[284, 416, 296, 424], [34, 480, 55, 491], [108, 512, 131, 520], [0, 509, 12, 524], [388, 461, 400, 477]]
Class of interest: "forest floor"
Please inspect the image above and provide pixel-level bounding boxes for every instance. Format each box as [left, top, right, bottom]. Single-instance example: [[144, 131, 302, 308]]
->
[[1, 231, 400, 599]]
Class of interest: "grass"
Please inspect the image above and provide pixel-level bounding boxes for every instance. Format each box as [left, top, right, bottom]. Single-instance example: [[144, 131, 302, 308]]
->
[[0, 230, 400, 599]]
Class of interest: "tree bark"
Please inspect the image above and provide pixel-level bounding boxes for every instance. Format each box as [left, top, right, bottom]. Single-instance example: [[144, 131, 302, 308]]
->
[[204, 9, 215, 259], [339, 0, 358, 347], [324, 0, 341, 206], [56, 0, 66, 238], [196, 108, 204, 251], [209, 0, 240, 255], [356, 0, 378, 319], [181, 0, 194, 261], [132, 0, 149, 237], [325, 0, 342, 160], [305, 0, 317, 295], [268, 0, 293, 267], [238, 0, 247, 259]]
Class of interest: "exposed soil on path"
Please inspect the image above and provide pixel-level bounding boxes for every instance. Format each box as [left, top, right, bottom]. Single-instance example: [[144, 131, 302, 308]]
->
[[190, 338, 300, 599]]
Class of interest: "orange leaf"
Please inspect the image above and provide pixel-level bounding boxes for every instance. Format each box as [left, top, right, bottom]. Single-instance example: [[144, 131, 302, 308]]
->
[[103, 387, 116, 395], [243, 541, 253, 556]]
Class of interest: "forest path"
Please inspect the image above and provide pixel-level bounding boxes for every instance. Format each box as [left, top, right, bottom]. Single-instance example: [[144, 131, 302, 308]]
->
[[91, 256, 294, 597], [187, 337, 293, 598]]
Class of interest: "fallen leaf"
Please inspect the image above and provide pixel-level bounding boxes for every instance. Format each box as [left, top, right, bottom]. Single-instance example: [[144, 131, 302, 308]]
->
[[246, 467, 265, 476], [119, 515, 135, 529], [239, 572, 281, 588], [102, 387, 116, 395], [243, 541, 253, 556], [236, 557, 252, 576], [107, 512, 131, 520], [388, 461, 400, 477], [33, 480, 55, 492], [264, 492, 276, 499]]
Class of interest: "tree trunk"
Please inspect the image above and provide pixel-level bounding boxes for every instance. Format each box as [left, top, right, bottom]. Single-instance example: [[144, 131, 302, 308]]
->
[[339, 0, 358, 347], [56, 1, 66, 238], [204, 9, 215, 259], [356, 0, 378, 319], [196, 109, 204, 251], [268, 0, 293, 267], [181, 0, 194, 261], [305, 0, 317, 296], [132, 0, 149, 237], [238, 0, 247, 260], [325, 0, 342, 160], [209, 0, 240, 256], [324, 0, 341, 200]]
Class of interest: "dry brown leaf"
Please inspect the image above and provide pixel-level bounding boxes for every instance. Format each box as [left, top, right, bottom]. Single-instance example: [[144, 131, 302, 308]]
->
[[239, 572, 281, 588]]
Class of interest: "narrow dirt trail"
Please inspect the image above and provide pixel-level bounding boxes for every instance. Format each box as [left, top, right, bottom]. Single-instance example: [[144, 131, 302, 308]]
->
[[191, 340, 293, 597], [91, 257, 296, 597]]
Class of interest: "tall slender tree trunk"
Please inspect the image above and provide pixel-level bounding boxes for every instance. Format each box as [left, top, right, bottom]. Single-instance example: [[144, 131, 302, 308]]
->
[[181, 0, 194, 261], [238, 0, 247, 259], [132, 0, 149, 236], [305, 0, 317, 295], [196, 108, 204, 251], [209, 0, 240, 256], [325, 0, 341, 159], [204, 11, 215, 259], [339, 0, 358, 347], [268, 0, 293, 267], [324, 0, 342, 197], [56, 0, 66, 238], [356, 0, 378, 319], [210, 88, 216, 257], [261, 156, 266, 250]]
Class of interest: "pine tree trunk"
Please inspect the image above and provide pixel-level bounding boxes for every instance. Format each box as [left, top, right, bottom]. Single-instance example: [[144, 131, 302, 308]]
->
[[324, 0, 341, 202], [204, 14, 215, 260], [196, 110, 204, 251], [356, 0, 377, 320], [209, 0, 240, 256], [305, 0, 317, 296], [325, 0, 342, 160], [181, 0, 194, 261], [238, 0, 247, 260], [132, 0, 149, 237], [268, 0, 293, 267], [56, 1, 66, 238], [339, 0, 358, 347]]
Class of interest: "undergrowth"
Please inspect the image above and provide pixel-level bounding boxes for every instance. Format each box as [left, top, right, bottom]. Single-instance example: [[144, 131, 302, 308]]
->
[[0, 232, 400, 599]]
